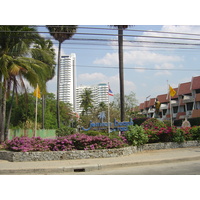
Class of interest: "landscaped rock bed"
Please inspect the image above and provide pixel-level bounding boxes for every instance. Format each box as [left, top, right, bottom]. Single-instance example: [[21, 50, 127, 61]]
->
[[0, 141, 199, 162]]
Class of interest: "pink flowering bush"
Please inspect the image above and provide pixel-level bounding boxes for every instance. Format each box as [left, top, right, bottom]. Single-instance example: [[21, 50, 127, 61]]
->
[[141, 118, 166, 130], [3, 134, 128, 152]]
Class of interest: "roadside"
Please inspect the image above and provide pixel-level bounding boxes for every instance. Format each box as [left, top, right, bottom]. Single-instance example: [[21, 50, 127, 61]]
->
[[1, 147, 200, 175]]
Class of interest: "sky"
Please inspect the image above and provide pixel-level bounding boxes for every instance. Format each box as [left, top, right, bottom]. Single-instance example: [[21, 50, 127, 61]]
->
[[38, 25, 200, 105], [2, 0, 200, 195]]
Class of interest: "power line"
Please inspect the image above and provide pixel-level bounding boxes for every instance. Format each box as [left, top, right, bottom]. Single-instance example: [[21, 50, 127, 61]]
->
[[2, 28, 200, 43], [34, 25, 200, 38], [76, 64, 200, 72]]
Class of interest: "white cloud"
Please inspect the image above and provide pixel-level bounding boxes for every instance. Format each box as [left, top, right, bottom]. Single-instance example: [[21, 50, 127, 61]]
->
[[154, 63, 175, 76], [94, 50, 183, 66], [78, 72, 107, 83]]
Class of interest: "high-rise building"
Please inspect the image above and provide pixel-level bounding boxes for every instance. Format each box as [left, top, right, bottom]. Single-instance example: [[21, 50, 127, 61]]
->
[[76, 83, 109, 114], [59, 54, 76, 111]]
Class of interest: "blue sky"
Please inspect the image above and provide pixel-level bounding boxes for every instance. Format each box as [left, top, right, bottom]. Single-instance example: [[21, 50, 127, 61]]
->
[[41, 25, 200, 104]]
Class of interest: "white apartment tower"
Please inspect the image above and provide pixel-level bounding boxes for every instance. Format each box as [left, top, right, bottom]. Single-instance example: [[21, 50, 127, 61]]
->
[[76, 83, 109, 114], [59, 54, 76, 111]]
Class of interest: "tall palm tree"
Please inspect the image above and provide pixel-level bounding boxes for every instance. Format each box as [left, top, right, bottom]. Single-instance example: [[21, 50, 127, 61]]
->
[[113, 25, 129, 122], [46, 25, 77, 128], [80, 88, 94, 115], [0, 26, 50, 142], [31, 37, 56, 129]]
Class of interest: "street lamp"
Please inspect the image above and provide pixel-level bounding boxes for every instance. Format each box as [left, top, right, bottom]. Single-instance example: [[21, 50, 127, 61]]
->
[[146, 95, 151, 117]]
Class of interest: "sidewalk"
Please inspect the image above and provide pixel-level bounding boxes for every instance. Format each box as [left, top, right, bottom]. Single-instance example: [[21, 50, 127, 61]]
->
[[1, 147, 200, 174]]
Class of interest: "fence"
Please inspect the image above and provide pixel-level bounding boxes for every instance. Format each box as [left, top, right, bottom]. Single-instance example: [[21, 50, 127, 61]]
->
[[8, 129, 56, 140]]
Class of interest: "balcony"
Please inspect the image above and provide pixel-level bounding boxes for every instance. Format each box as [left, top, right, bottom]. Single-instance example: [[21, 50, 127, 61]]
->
[[160, 104, 168, 110], [148, 108, 155, 113], [171, 100, 178, 106], [192, 109, 200, 118], [176, 112, 186, 120], [183, 95, 194, 103]]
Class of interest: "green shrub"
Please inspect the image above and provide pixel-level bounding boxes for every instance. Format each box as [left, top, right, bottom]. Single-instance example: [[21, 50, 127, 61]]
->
[[144, 129, 160, 143], [163, 120, 172, 127], [190, 126, 200, 141], [83, 130, 106, 136], [125, 125, 148, 146], [55, 126, 75, 137], [172, 128, 185, 143]]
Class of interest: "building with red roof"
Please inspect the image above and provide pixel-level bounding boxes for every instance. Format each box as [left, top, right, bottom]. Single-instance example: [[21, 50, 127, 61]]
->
[[138, 76, 200, 121]]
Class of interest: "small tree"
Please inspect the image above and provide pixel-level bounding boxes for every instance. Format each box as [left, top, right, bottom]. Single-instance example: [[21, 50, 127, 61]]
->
[[80, 88, 94, 115], [125, 125, 148, 146]]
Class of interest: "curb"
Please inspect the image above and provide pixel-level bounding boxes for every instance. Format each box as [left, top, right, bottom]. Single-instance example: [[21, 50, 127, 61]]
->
[[1, 155, 200, 174]]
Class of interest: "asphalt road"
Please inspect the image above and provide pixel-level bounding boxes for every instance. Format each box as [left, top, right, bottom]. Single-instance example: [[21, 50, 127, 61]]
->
[[50, 159, 200, 175]]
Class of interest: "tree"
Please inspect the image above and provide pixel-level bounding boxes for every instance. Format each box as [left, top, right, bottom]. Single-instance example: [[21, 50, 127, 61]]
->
[[0, 26, 50, 142], [113, 91, 138, 120], [0, 26, 51, 142], [113, 25, 129, 122], [8, 92, 74, 129], [31, 37, 56, 128], [80, 88, 94, 115], [46, 25, 77, 128]]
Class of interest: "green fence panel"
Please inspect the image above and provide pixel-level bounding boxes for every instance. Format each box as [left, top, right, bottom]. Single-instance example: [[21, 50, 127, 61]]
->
[[8, 129, 56, 140]]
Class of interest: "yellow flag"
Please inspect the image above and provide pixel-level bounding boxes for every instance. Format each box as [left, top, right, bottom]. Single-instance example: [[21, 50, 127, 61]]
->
[[169, 85, 176, 97], [33, 84, 41, 99]]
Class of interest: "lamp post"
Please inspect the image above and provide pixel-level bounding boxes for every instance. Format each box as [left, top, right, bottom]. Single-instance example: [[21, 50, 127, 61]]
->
[[146, 95, 151, 117]]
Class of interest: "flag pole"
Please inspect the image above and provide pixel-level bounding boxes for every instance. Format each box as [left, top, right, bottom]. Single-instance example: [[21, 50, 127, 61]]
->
[[34, 84, 38, 137], [108, 82, 110, 136], [170, 90, 173, 127], [167, 81, 173, 127]]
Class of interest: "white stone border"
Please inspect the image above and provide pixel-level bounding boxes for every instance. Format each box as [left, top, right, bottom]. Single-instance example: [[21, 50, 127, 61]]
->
[[0, 141, 199, 162]]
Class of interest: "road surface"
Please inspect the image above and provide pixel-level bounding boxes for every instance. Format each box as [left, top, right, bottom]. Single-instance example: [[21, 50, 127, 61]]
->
[[49, 159, 200, 175]]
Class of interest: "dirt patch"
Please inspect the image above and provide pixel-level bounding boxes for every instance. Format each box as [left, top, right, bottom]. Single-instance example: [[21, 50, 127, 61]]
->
[[0, 145, 5, 150]]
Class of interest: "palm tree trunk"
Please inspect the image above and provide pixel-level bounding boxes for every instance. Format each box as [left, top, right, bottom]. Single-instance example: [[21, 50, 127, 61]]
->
[[0, 74, 3, 142], [0, 78, 7, 142], [5, 82, 15, 140], [57, 42, 61, 128], [118, 26, 125, 122]]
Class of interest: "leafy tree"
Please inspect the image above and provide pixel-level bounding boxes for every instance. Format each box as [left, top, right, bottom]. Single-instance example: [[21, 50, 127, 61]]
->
[[46, 25, 77, 128], [112, 91, 138, 120], [7, 92, 75, 129], [31, 37, 56, 128], [0, 26, 49, 142]]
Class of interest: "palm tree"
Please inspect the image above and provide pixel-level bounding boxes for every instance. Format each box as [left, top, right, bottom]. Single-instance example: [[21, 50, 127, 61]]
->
[[113, 25, 129, 122], [46, 25, 77, 128], [98, 111, 106, 123], [31, 37, 56, 129], [80, 88, 94, 115], [0, 26, 50, 142]]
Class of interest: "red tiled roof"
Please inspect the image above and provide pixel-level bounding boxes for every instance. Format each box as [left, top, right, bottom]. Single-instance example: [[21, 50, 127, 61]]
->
[[191, 76, 200, 90], [139, 103, 144, 110], [144, 101, 149, 108], [149, 98, 156, 107], [177, 82, 191, 95], [156, 94, 168, 103]]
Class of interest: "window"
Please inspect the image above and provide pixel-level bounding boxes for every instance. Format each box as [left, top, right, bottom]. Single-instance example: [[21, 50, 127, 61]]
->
[[187, 102, 193, 111]]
